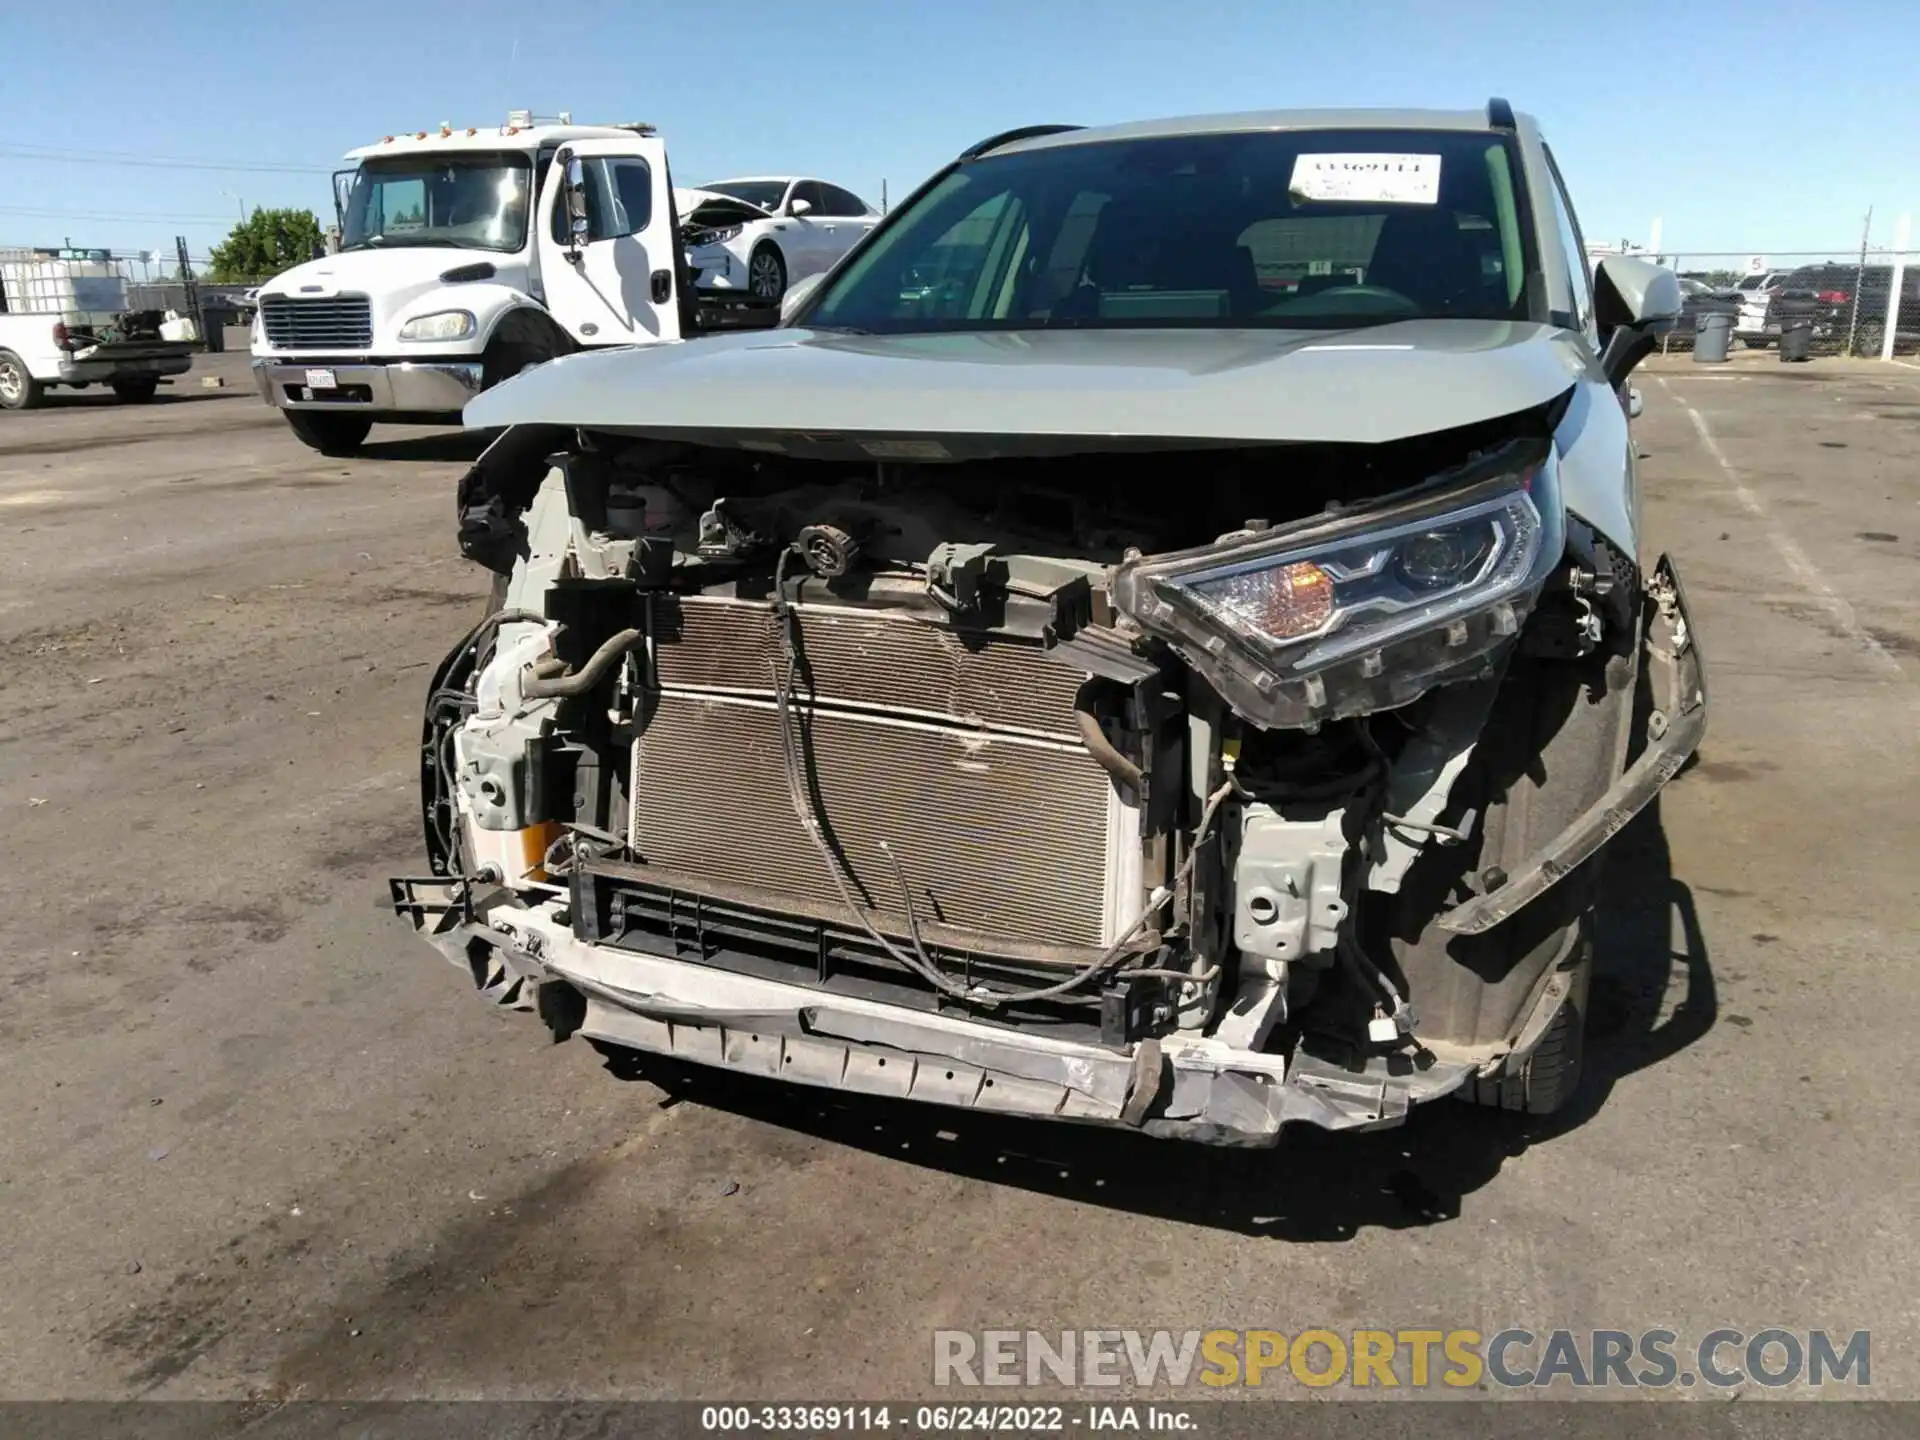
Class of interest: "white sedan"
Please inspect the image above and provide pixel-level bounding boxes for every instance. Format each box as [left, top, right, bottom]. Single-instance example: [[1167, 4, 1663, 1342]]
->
[[678, 177, 879, 303]]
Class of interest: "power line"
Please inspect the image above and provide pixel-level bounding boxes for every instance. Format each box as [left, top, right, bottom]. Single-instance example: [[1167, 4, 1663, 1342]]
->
[[0, 142, 333, 175], [0, 204, 241, 224]]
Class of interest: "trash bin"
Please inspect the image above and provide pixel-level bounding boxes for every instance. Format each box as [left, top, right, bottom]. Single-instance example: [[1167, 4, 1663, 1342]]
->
[[200, 311, 226, 354], [1779, 318, 1814, 363], [1693, 312, 1733, 363]]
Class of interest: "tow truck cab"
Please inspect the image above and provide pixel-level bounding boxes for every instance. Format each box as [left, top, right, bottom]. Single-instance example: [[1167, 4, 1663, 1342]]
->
[[250, 111, 689, 456]]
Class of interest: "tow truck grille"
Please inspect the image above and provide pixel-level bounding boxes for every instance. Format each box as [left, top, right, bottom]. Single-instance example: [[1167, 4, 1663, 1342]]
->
[[261, 294, 372, 349]]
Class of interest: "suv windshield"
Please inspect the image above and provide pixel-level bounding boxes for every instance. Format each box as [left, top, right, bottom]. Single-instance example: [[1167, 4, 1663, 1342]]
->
[[341, 152, 533, 254], [702, 180, 788, 210], [805, 128, 1534, 334]]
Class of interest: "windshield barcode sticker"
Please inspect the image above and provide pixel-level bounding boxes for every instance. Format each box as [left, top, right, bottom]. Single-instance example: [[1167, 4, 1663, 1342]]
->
[[1290, 153, 1441, 206]]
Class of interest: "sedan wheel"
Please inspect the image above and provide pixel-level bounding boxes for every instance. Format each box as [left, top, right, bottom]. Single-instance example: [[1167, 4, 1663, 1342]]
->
[[748, 246, 787, 302]]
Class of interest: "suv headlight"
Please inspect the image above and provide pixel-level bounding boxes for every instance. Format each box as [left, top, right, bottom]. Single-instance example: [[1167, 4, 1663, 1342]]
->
[[397, 309, 476, 342], [1112, 441, 1563, 727]]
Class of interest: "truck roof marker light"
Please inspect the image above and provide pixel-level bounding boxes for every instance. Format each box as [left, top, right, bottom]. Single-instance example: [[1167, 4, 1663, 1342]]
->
[[467, 128, 477, 136], [415, 131, 427, 140], [382, 136, 394, 143]]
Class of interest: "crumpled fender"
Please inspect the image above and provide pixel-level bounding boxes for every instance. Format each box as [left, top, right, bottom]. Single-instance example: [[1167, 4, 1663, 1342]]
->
[[1437, 553, 1706, 934], [453, 424, 570, 574]]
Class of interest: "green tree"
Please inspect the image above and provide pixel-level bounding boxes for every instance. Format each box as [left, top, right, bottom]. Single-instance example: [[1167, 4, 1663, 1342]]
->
[[206, 207, 325, 281]]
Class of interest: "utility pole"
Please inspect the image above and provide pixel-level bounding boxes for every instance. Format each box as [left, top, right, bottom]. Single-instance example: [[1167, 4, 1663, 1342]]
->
[[1846, 206, 1872, 356]]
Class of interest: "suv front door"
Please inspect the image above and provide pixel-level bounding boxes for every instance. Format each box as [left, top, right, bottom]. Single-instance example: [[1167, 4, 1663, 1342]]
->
[[537, 136, 682, 345]]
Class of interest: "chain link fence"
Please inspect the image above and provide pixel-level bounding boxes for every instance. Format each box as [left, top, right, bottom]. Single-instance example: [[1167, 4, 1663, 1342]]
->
[[1647, 242, 1919, 357]]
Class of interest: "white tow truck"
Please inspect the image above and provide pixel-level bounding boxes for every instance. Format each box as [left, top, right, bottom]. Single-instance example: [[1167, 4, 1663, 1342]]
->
[[0, 249, 199, 411], [251, 111, 697, 456]]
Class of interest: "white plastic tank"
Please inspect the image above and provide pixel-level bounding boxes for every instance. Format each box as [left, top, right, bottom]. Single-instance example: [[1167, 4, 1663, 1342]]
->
[[0, 250, 132, 321]]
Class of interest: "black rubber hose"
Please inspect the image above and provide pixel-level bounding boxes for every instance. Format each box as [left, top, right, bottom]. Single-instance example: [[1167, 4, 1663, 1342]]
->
[[1073, 677, 1144, 793], [523, 629, 642, 700]]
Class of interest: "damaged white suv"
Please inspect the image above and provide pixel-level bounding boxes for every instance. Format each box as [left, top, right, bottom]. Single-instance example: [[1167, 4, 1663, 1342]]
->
[[392, 100, 1705, 1145]]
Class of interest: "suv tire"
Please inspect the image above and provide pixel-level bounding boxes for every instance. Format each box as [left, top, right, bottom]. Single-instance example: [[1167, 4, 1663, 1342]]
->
[[1465, 919, 1593, 1116]]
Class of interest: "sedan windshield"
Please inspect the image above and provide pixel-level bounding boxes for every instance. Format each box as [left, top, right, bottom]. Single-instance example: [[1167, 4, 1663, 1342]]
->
[[806, 129, 1535, 333], [701, 180, 788, 210], [341, 153, 533, 254]]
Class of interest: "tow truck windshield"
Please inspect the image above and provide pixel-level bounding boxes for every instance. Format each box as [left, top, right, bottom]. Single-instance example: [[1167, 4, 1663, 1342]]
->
[[340, 152, 534, 254]]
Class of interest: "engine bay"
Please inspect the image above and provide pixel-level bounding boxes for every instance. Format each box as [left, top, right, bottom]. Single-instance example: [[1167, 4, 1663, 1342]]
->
[[427, 403, 1661, 1088]]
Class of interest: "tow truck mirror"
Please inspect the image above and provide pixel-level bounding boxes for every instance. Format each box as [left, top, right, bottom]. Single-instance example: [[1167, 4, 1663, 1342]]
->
[[560, 150, 590, 256]]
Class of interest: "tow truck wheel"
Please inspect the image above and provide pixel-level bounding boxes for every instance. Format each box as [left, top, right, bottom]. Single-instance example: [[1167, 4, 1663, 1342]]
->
[[0, 349, 45, 411], [111, 377, 159, 403], [284, 410, 373, 457]]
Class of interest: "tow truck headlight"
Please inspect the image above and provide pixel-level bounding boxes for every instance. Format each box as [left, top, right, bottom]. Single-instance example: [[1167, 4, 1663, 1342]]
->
[[1112, 442, 1564, 726], [398, 309, 477, 342]]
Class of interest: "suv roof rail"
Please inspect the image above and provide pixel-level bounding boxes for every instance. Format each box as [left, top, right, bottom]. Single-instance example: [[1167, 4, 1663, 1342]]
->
[[1486, 97, 1516, 131], [959, 124, 1083, 160]]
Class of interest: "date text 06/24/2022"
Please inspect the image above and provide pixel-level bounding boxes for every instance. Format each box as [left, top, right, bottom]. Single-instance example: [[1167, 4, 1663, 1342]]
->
[[700, 1406, 1195, 1433]]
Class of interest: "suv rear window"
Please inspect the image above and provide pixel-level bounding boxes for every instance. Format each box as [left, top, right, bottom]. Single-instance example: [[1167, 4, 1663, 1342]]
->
[[806, 128, 1536, 333]]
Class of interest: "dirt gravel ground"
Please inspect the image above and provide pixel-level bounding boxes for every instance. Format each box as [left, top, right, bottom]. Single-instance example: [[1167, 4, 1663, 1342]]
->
[[0, 350, 1916, 1409]]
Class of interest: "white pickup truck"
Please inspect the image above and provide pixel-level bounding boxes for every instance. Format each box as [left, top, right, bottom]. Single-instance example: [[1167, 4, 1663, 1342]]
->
[[251, 111, 708, 456], [0, 250, 198, 411]]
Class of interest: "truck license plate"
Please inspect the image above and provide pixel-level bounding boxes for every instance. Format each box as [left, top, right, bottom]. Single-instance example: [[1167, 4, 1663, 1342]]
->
[[305, 368, 337, 390]]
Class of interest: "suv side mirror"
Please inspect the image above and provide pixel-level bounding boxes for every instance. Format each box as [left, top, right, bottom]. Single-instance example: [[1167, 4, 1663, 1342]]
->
[[1593, 256, 1682, 389], [789, 197, 814, 217], [559, 149, 590, 256]]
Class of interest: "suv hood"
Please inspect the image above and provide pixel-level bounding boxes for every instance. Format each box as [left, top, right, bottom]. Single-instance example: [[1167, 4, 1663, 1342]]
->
[[466, 321, 1587, 446]]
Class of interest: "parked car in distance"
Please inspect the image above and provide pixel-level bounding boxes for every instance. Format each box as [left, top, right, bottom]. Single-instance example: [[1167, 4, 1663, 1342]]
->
[[404, 99, 1703, 1146], [1765, 263, 1920, 354], [680, 177, 878, 302], [1734, 270, 1787, 347]]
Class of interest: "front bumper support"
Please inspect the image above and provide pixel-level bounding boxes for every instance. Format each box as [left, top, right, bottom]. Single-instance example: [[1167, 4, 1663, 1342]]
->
[[390, 881, 1476, 1146], [252, 357, 483, 413]]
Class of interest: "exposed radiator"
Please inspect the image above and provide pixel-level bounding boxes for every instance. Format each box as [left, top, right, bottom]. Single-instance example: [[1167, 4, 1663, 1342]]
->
[[631, 597, 1137, 950]]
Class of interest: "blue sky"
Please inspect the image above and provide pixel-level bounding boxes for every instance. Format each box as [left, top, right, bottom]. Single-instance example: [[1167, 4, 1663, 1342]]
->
[[6, 0, 1916, 265]]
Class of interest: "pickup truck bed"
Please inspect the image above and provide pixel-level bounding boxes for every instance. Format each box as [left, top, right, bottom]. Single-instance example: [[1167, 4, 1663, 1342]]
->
[[0, 315, 197, 410]]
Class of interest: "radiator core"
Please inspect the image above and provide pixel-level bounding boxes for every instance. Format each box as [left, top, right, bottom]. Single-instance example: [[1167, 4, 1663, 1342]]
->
[[630, 597, 1137, 950]]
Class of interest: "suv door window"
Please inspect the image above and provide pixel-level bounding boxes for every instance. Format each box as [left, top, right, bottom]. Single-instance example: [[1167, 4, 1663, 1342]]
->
[[1540, 145, 1594, 338]]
